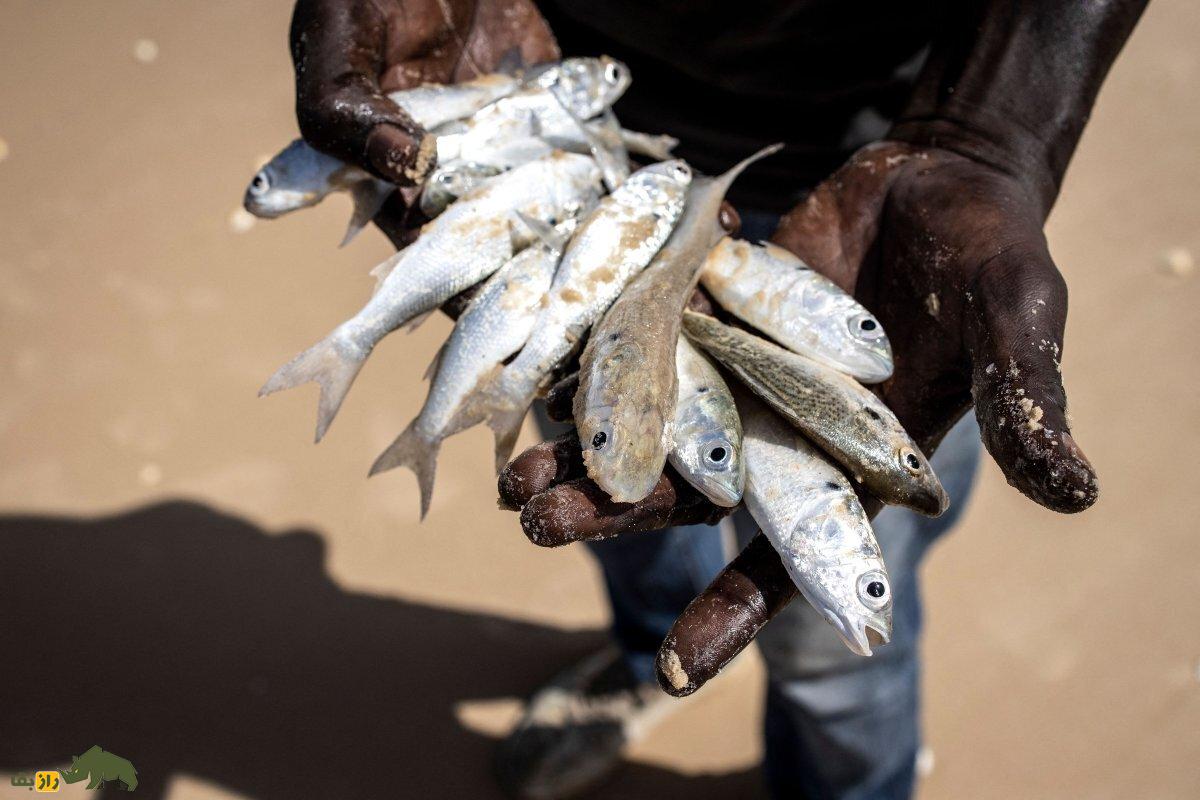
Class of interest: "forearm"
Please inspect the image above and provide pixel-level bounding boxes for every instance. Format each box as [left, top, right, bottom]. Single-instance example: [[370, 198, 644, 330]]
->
[[890, 0, 1149, 216]]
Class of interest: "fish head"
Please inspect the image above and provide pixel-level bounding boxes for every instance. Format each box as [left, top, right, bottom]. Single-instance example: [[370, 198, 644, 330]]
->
[[784, 488, 892, 656], [761, 242, 895, 382], [242, 139, 341, 218], [678, 427, 745, 507], [577, 343, 668, 503], [633, 160, 694, 217], [539, 56, 632, 118], [812, 561, 894, 657], [885, 438, 948, 516]]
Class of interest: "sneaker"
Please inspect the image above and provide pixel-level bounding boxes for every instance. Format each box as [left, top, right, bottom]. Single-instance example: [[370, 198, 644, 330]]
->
[[494, 646, 678, 799]]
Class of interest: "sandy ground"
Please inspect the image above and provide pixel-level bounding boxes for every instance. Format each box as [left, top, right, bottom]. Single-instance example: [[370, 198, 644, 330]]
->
[[0, 1, 1197, 798]]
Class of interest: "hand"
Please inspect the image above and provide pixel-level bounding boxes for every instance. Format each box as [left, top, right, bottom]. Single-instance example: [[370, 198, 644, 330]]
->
[[498, 140, 1098, 696], [289, 0, 558, 244]]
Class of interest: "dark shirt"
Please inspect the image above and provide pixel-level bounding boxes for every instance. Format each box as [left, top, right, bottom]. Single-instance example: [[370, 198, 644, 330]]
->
[[538, 1, 935, 212]]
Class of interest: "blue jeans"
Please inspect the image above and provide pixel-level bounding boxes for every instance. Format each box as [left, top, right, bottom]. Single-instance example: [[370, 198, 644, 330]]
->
[[539, 211, 984, 799]]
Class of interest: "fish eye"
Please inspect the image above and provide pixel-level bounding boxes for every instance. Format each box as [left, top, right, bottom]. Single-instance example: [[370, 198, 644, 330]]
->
[[604, 62, 621, 84], [899, 447, 923, 474], [857, 571, 891, 611], [849, 313, 885, 341], [702, 441, 731, 469], [249, 171, 270, 196], [591, 430, 608, 449], [671, 163, 691, 183]]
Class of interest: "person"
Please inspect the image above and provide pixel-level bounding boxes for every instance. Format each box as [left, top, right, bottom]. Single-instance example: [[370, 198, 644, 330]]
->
[[284, 1, 1145, 797]]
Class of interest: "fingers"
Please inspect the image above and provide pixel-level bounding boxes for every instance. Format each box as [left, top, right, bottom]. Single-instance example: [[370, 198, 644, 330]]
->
[[966, 239, 1098, 512], [497, 431, 585, 509], [656, 532, 797, 696], [520, 468, 731, 547], [544, 373, 578, 422], [290, 0, 436, 185]]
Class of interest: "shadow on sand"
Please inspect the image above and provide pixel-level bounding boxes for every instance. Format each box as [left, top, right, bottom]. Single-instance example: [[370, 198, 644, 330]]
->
[[0, 500, 758, 799]]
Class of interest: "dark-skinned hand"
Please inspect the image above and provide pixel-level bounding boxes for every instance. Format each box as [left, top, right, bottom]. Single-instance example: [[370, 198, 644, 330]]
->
[[498, 139, 1099, 696], [290, 0, 557, 251]]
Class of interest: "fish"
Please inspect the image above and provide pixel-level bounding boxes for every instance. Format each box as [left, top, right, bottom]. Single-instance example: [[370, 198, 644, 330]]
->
[[618, 129, 679, 161], [738, 391, 892, 656], [260, 151, 602, 442], [573, 144, 781, 502], [471, 159, 694, 470], [243, 138, 395, 247], [699, 238, 894, 383], [668, 337, 744, 507], [242, 58, 615, 242], [681, 310, 947, 515], [418, 160, 503, 218], [369, 219, 577, 517]]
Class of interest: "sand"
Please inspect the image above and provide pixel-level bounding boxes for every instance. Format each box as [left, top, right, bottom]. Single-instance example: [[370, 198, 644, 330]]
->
[[0, 1, 1196, 797]]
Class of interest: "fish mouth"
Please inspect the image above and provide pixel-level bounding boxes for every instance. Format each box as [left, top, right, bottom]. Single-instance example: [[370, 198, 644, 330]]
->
[[699, 475, 743, 508], [825, 609, 892, 657], [910, 479, 950, 517], [852, 348, 895, 385]]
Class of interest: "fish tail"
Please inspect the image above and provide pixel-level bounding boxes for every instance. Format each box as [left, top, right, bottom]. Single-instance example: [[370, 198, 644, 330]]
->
[[259, 335, 366, 442], [369, 422, 439, 519], [462, 366, 535, 472]]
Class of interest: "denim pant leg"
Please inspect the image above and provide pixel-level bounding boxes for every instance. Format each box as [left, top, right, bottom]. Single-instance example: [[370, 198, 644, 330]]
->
[[533, 405, 728, 684], [737, 413, 983, 800]]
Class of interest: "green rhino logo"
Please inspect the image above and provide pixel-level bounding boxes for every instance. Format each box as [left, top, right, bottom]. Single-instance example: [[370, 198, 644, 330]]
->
[[60, 745, 138, 791]]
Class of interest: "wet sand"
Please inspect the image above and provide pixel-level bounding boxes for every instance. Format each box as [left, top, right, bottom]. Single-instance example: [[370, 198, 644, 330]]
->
[[0, 1, 1197, 797]]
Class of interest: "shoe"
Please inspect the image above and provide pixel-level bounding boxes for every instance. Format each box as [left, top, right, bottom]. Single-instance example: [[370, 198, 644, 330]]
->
[[494, 646, 678, 799]]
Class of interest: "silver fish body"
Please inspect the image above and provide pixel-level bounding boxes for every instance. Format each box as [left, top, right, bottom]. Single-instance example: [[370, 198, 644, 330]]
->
[[574, 145, 780, 502], [260, 152, 602, 442], [681, 310, 947, 516], [669, 337, 744, 506], [241, 59, 611, 238], [474, 160, 693, 468], [739, 394, 892, 657], [700, 239, 894, 383], [369, 220, 576, 516]]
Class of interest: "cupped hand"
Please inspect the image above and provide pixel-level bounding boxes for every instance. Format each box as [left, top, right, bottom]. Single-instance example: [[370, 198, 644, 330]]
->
[[498, 141, 1098, 696], [290, 0, 557, 232]]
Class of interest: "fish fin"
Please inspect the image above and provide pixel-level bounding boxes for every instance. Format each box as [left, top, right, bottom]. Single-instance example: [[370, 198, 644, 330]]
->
[[369, 250, 403, 294], [550, 92, 628, 191], [369, 422, 439, 519], [488, 404, 528, 473], [259, 336, 366, 442], [406, 309, 434, 334], [513, 211, 571, 252], [620, 129, 679, 161], [341, 180, 394, 248], [423, 342, 446, 382]]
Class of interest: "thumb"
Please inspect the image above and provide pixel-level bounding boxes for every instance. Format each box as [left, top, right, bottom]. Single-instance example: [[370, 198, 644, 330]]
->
[[290, 0, 437, 186], [966, 238, 1098, 513]]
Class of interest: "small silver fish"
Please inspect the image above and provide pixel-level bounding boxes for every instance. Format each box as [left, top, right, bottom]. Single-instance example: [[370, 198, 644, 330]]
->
[[573, 145, 780, 502], [669, 337, 744, 506], [699, 238, 893, 383], [739, 392, 892, 656], [369, 219, 577, 517], [681, 310, 947, 516], [260, 152, 602, 442], [242, 59, 610, 242], [418, 160, 503, 218], [243, 139, 394, 247], [471, 159, 694, 469]]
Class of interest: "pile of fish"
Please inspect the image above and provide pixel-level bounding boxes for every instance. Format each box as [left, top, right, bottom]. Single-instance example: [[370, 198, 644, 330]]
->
[[245, 56, 947, 658]]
